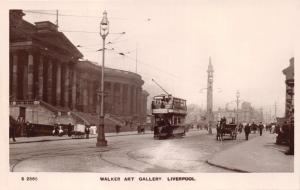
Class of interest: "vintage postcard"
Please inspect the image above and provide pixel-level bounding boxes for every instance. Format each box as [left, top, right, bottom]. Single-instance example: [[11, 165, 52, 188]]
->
[[1, 0, 299, 189]]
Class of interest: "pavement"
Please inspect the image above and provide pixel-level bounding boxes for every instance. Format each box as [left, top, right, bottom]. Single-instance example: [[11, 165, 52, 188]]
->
[[9, 130, 152, 144], [207, 132, 294, 172]]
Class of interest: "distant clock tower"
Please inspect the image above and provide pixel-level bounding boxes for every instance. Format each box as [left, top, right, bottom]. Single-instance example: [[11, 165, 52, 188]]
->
[[207, 57, 214, 134]]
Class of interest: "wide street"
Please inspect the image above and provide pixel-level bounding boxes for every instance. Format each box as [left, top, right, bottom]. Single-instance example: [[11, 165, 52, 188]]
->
[[9, 130, 252, 173]]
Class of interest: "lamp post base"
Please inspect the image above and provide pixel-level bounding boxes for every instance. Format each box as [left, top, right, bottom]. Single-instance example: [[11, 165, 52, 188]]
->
[[96, 118, 107, 147], [96, 140, 107, 147]]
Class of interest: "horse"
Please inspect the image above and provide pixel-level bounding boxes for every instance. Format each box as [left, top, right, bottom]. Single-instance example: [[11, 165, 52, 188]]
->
[[216, 122, 224, 141]]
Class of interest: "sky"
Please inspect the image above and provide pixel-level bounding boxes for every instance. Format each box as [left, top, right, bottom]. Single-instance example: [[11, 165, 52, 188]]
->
[[22, 0, 298, 117]]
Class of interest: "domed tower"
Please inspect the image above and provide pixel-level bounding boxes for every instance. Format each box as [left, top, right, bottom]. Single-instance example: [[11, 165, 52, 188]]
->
[[207, 57, 214, 134]]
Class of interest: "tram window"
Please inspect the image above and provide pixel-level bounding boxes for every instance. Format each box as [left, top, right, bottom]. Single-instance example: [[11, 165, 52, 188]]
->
[[178, 118, 181, 124]]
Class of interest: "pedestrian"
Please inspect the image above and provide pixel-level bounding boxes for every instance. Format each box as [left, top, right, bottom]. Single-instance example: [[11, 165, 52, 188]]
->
[[238, 123, 243, 133], [251, 122, 256, 134], [25, 121, 30, 137], [244, 123, 251, 140], [30, 124, 35, 137], [67, 123, 73, 137], [52, 124, 59, 136], [137, 124, 141, 134], [258, 122, 263, 136], [57, 124, 64, 136], [115, 125, 121, 134], [141, 124, 145, 134], [85, 126, 90, 139], [9, 116, 17, 142]]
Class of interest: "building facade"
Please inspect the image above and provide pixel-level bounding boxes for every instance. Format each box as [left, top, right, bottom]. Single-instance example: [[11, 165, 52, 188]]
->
[[282, 57, 294, 123], [9, 10, 148, 130], [75, 61, 148, 118]]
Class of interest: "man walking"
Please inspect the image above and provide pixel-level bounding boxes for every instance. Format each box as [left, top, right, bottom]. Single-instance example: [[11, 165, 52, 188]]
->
[[244, 123, 251, 140], [25, 121, 31, 137], [85, 125, 90, 139], [9, 116, 17, 142], [258, 122, 264, 136]]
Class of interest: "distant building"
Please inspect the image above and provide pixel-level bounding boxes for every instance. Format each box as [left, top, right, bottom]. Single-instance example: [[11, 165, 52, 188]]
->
[[214, 101, 263, 124]]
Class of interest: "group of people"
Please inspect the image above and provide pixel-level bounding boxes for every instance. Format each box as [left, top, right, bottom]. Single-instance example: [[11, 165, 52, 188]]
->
[[243, 122, 264, 140], [216, 117, 265, 141], [54, 123, 92, 139], [9, 118, 36, 142]]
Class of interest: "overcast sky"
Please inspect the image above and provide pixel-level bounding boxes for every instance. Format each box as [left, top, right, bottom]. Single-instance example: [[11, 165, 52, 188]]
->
[[22, 0, 297, 117]]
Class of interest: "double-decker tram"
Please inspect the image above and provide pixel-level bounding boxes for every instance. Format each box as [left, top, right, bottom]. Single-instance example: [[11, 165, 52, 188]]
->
[[151, 94, 187, 139]]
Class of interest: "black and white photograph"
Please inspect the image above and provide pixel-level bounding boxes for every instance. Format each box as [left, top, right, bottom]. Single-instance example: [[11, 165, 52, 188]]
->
[[1, 0, 299, 189]]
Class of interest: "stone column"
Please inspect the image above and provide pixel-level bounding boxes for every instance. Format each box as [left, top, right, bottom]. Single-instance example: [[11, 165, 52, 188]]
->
[[27, 52, 34, 100], [47, 59, 53, 104], [12, 53, 18, 99], [132, 86, 136, 115], [88, 80, 93, 113], [77, 77, 83, 111], [83, 80, 88, 112], [64, 64, 70, 108], [110, 82, 115, 114], [127, 84, 131, 115], [23, 58, 28, 100], [71, 68, 77, 110], [119, 83, 124, 115], [37, 55, 44, 100], [56, 62, 61, 106]]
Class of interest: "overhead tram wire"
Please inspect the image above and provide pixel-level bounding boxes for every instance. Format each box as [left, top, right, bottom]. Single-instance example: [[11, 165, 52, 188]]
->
[[23, 10, 200, 88], [79, 48, 202, 89], [120, 54, 178, 79], [23, 10, 129, 20], [61, 30, 126, 35], [115, 52, 204, 87]]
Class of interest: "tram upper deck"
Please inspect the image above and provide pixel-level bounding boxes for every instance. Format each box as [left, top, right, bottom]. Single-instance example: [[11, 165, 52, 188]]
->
[[151, 94, 187, 115]]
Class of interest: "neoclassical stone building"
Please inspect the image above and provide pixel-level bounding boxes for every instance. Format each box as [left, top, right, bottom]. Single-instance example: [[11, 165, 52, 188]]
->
[[9, 10, 148, 132], [75, 61, 148, 118]]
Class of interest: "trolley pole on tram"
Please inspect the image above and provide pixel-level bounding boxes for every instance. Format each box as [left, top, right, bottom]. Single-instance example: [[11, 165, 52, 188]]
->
[[97, 10, 109, 147]]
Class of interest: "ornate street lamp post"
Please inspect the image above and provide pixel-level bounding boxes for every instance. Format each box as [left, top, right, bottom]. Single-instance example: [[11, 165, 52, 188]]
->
[[97, 10, 109, 147]]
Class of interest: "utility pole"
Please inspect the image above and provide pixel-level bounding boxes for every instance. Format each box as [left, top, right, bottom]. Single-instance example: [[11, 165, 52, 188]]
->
[[274, 102, 277, 121], [236, 91, 240, 124], [269, 108, 272, 123]]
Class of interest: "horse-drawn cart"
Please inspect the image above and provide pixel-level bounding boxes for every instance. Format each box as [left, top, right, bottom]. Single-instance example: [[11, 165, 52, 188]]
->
[[217, 123, 238, 140], [72, 124, 86, 139]]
